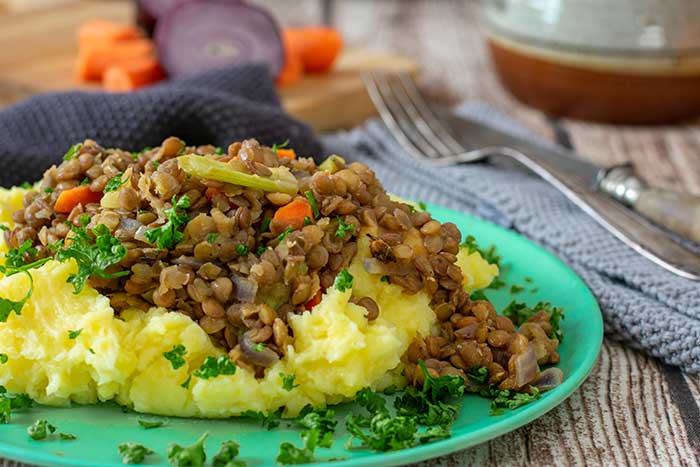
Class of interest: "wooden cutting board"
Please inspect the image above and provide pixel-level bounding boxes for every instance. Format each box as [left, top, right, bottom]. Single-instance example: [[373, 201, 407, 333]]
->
[[0, 1, 416, 131]]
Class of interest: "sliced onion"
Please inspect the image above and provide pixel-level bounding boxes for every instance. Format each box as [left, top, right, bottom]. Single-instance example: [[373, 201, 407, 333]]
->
[[231, 274, 258, 303], [513, 344, 539, 388], [532, 367, 564, 391], [240, 332, 279, 367], [492, 349, 511, 368], [119, 218, 143, 235], [172, 256, 205, 269], [154, 0, 284, 78]]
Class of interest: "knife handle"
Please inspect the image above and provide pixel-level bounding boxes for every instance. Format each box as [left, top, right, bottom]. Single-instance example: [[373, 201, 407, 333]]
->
[[599, 165, 700, 243]]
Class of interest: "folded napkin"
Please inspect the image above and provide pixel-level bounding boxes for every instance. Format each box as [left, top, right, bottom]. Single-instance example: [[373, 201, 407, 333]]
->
[[0, 65, 697, 373], [322, 106, 700, 374]]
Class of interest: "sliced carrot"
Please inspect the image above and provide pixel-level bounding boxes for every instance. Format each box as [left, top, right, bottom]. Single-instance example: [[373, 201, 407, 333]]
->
[[283, 27, 343, 73], [54, 186, 103, 213], [277, 33, 303, 86], [75, 38, 154, 82], [77, 20, 142, 49], [273, 198, 313, 230], [103, 57, 165, 91], [304, 289, 323, 311], [276, 148, 296, 160]]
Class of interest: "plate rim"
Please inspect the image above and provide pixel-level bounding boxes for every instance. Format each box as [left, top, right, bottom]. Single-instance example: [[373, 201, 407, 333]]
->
[[0, 205, 603, 467]]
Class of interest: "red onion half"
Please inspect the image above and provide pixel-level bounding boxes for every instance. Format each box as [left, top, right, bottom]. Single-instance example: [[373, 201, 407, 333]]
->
[[154, 0, 284, 78]]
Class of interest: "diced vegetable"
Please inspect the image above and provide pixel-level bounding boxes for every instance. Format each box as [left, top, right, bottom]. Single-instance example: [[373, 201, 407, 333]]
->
[[54, 186, 102, 213], [103, 57, 166, 91], [178, 155, 298, 195], [77, 20, 142, 49], [277, 37, 303, 87], [276, 148, 296, 160], [282, 27, 343, 73], [154, 1, 284, 79], [273, 199, 313, 230], [75, 38, 154, 82], [318, 155, 345, 173]]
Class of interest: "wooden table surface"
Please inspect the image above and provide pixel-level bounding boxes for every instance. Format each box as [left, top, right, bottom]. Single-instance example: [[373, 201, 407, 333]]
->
[[1, 1, 700, 466]]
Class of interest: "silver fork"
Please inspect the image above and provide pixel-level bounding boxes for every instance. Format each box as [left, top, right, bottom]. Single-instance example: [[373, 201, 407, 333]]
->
[[362, 71, 700, 280]]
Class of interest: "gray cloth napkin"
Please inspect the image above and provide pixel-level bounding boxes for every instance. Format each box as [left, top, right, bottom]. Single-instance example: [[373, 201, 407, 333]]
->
[[321, 102, 700, 374]]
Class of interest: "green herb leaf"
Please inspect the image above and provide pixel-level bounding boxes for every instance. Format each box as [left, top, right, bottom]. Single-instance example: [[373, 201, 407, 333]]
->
[[79, 177, 90, 186], [334, 269, 353, 292], [304, 190, 320, 218], [418, 201, 427, 211], [181, 375, 192, 389], [466, 366, 489, 385], [88, 348, 95, 355], [510, 284, 525, 294], [54, 223, 129, 294], [254, 343, 265, 352], [19, 182, 32, 189], [193, 356, 236, 380], [277, 227, 295, 241], [63, 143, 82, 161], [138, 419, 166, 429], [104, 172, 129, 192], [469, 290, 488, 301], [482, 387, 541, 415], [215, 147, 224, 155], [279, 373, 300, 391], [59, 432, 77, 440], [163, 344, 187, 370], [335, 216, 355, 239], [256, 246, 268, 257], [144, 195, 191, 250], [303, 216, 312, 226], [44, 187, 54, 193], [212, 440, 245, 467], [261, 217, 272, 232], [27, 419, 56, 440], [487, 278, 505, 290], [152, 161, 160, 169], [380, 275, 390, 283], [167, 432, 209, 467], [235, 244, 248, 256], [68, 329, 82, 339], [502, 300, 565, 340], [0, 387, 32, 424], [207, 233, 219, 244], [118, 442, 154, 465], [0, 354, 7, 364], [271, 139, 290, 155], [276, 429, 321, 465]]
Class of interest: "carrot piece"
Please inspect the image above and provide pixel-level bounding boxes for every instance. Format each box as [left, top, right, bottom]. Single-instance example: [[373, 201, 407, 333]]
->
[[277, 34, 303, 86], [54, 186, 103, 213], [283, 27, 343, 73], [273, 198, 313, 229], [75, 38, 154, 82], [276, 148, 296, 160], [103, 57, 165, 91], [304, 289, 323, 311], [77, 20, 142, 49]]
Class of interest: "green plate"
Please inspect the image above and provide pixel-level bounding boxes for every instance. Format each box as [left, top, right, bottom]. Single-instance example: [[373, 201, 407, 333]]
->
[[0, 204, 603, 467]]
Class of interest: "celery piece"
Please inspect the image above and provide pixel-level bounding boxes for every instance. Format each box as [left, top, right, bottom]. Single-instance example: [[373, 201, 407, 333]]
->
[[318, 155, 346, 174], [178, 155, 298, 195]]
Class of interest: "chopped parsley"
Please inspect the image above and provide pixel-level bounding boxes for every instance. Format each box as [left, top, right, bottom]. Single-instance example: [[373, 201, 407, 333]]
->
[[304, 190, 320, 218], [277, 227, 295, 241], [138, 419, 166, 429], [510, 284, 525, 294], [280, 373, 300, 391], [167, 432, 209, 467], [68, 329, 82, 339], [63, 143, 82, 161], [215, 147, 224, 155], [118, 442, 154, 464], [104, 172, 129, 192], [79, 177, 90, 186], [524, 277, 533, 283], [59, 432, 77, 440], [467, 366, 489, 385], [235, 244, 248, 256], [88, 348, 95, 355], [193, 356, 236, 379], [256, 246, 268, 257], [482, 387, 540, 415], [380, 275, 390, 283], [0, 224, 7, 231], [271, 139, 290, 155], [487, 277, 506, 290], [418, 201, 427, 211], [131, 152, 139, 161], [54, 222, 129, 294], [241, 409, 282, 430], [261, 217, 272, 232], [469, 290, 488, 301], [19, 182, 32, 189], [303, 216, 312, 226], [0, 386, 32, 424], [334, 269, 353, 292], [163, 344, 187, 370], [27, 419, 56, 440], [44, 187, 54, 193], [502, 300, 565, 340], [152, 161, 160, 169], [531, 287, 539, 294], [277, 429, 323, 464], [461, 236, 501, 267], [181, 375, 192, 389], [144, 195, 191, 250], [207, 232, 219, 244], [0, 240, 52, 322], [335, 217, 354, 238], [254, 342, 265, 352], [212, 440, 245, 467], [277, 407, 337, 464], [0, 354, 6, 364]]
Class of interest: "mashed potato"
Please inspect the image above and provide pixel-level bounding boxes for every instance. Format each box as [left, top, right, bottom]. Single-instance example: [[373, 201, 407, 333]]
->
[[0, 188, 498, 418]]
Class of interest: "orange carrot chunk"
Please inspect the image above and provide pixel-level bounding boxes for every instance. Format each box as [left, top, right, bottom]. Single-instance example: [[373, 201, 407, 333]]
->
[[276, 148, 296, 160], [54, 186, 103, 213], [277, 32, 303, 86], [283, 27, 343, 73], [103, 57, 166, 91], [75, 38, 154, 82], [273, 198, 313, 229], [77, 20, 142, 49]]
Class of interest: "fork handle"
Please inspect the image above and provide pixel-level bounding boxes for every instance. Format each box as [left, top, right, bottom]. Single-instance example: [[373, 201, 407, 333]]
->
[[598, 165, 700, 243]]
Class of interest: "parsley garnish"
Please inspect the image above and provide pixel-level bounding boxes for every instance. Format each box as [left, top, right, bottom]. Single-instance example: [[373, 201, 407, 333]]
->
[[152, 161, 160, 169], [118, 442, 154, 464], [27, 419, 56, 440], [138, 419, 166, 429], [254, 343, 265, 352], [277, 407, 336, 464], [241, 409, 281, 430], [304, 190, 320, 218], [271, 139, 290, 155], [0, 386, 32, 424], [104, 172, 129, 192], [469, 290, 488, 301], [88, 348, 95, 354], [524, 277, 533, 283], [215, 147, 224, 155], [167, 432, 208, 467], [0, 354, 6, 364], [334, 269, 353, 292], [144, 195, 190, 250], [79, 177, 90, 186], [207, 232, 219, 244], [510, 284, 525, 294], [19, 182, 32, 189], [502, 300, 565, 340], [44, 187, 54, 193], [163, 344, 187, 370], [0, 240, 52, 322], [59, 432, 77, 440], [487, 278, 506, 290], [54, 223, 129, 294], [63, 143, 82, 161], [335, 217, 354, 238], [193, 356, 236, 379], [467, 366, 489, 385], [131, 152, 139, 161], [235, 244, 248, 256], [0, 224, 7, 231], [482, 387, 541, 415], [280, 373, 300, 391], [256, 246, 268, 257], [461, 235, 501, 267], [181, 375, 192, 389], [261, 217, 272, 232], [277, 227, 295, 242], [68, 329, 82, 339], [418, 201, 427, 211], [212, 440, 245, 467]]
